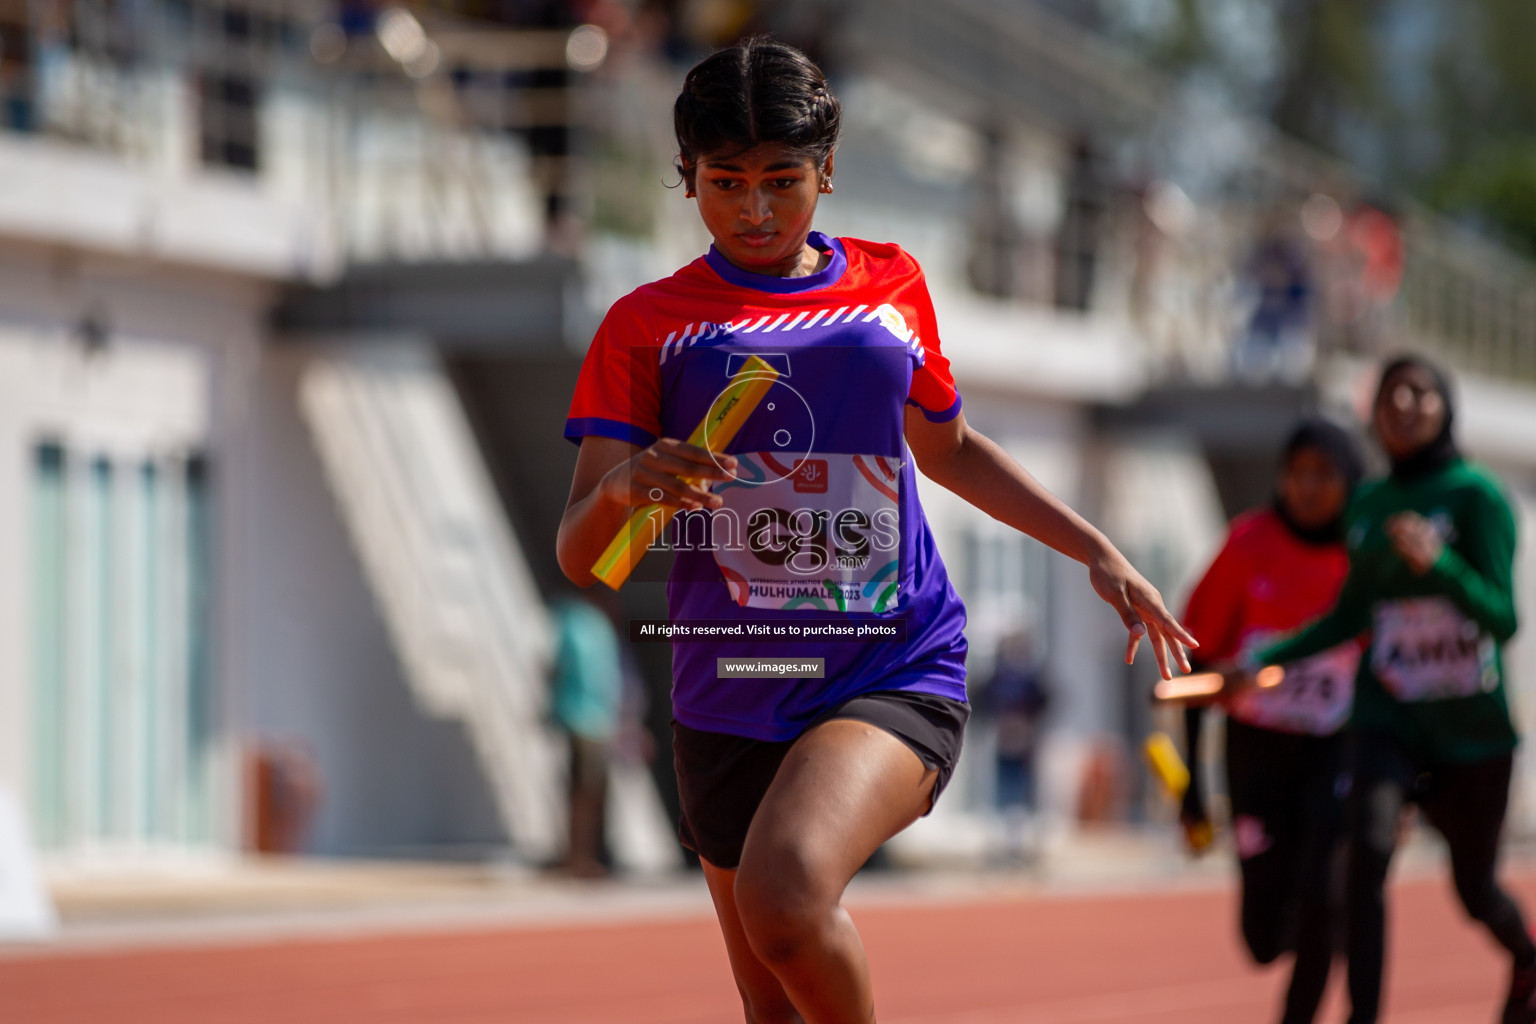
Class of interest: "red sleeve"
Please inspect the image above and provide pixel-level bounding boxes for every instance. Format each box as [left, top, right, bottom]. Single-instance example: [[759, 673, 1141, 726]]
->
[[890, 252, 961, 422], [564, 292, 662, 447], [1181, 529, 1249, 666]]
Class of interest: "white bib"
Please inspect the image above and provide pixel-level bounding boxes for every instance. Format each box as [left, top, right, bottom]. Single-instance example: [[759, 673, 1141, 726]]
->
[[706, 452, 903, 613], [1231, 638, 1359, 735], [1370, 597, 1495, 701]]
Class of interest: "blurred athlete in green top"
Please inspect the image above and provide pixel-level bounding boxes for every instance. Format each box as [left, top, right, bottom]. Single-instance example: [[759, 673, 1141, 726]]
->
[[1253, 355, 1533, 1024]]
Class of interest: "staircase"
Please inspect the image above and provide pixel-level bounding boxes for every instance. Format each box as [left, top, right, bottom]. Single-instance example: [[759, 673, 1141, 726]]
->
[[297, 344, 561, 861]]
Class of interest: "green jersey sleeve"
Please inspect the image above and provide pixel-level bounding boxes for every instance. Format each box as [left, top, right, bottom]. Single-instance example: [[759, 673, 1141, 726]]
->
[[1255, 564, 1373, 667], [1425, 479, 1518, 642]]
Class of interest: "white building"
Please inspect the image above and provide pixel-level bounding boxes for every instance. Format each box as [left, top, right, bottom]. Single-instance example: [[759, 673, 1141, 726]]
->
[[0, 2, 564, 864], [1, 0, 1534, 874]]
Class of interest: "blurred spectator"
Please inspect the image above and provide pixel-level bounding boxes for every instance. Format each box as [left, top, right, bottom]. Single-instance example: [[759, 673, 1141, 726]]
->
[[1233, 223, 1314, 383], [549, 594, 624, 878], [497, 0, 582, 249], [968, 126, 1023, 299], [0, 1, 33, 132], [1077, 737, 1129, 824], [1315, 196, 1405, 359], [681, 0, 758, 47], [1128, 179, 1197, 376], [980, 628, 1051, 863], [1344, 199, 1404, 354], [1054, 137, 1107, 311], [338, 0, 378, 37]]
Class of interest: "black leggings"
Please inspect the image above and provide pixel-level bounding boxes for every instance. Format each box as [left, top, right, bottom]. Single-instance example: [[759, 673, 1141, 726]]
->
[[1345, 731, 1535, 1023], [1225, 719, 1348, 1024]]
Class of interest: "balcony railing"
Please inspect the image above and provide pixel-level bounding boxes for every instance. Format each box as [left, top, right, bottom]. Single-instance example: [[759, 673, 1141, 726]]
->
[[845, 0, 1536, 387], [0, 0, 606, 269], [9, 0, 1534, 386]]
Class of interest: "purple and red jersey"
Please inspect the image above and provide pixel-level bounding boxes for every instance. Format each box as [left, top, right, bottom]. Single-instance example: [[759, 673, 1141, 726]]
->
[[566, 232, 969, 740]]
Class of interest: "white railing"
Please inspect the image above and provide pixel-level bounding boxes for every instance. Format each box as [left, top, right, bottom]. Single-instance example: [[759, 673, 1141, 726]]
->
[[1399, 219, 1536, 383], [3, 1, 597, 269], [844, 0, 1536, 385], [15, 0, 1536, 383]]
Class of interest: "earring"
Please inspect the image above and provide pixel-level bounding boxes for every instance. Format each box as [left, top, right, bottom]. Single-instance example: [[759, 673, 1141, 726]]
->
[[820, 180, 834, 194]]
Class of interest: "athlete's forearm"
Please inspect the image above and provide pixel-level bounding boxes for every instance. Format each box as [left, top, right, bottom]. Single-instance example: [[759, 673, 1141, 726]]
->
[[557, 486, 637, 588], [1427, 545, 1519, 642], [1256, 619, 1343, 668], [1257, 598, 1367, 668], [557, 440, 644, 588], [918, 426, 1117, 567]]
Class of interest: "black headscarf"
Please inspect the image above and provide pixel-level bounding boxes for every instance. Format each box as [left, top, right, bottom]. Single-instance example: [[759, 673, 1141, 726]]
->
[[1273, 416, 1364, 545], [1374, 354, 1460, 480]]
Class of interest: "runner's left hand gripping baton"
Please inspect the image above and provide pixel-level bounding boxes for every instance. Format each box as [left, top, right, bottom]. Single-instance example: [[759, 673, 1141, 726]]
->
[[592, 356, 780, 590]]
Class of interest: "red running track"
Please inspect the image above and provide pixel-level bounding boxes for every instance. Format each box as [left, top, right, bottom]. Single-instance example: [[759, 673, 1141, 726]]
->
[[4, 871, 1534, 1023]]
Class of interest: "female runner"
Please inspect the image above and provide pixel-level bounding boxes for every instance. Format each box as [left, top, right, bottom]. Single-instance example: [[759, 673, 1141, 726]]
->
[[1253, 356, 1535, 1024], [1180, 418, 1363, 1024], [557, 38, 1197, 1024]]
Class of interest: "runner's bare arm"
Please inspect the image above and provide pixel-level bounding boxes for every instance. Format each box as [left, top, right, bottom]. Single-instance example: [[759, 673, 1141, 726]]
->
[[905, 406, 1196, 678], [557, 436, 736, 587]]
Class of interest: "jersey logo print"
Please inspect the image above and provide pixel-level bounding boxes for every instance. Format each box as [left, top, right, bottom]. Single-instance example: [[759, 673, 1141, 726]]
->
[[870, 303, 927, 366]]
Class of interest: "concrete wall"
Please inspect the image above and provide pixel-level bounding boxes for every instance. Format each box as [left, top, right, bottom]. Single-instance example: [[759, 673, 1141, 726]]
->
[[0, 134, 331, 281], [0, 232, 508, 858], [0, 240, 251, 847], [230, 346, 507, 857]]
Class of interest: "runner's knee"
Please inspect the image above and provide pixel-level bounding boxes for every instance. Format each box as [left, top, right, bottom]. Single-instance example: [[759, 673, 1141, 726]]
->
[[734, 847, 838, 966]]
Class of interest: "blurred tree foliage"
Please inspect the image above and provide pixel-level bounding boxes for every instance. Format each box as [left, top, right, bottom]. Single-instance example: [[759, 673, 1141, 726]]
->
[[1102, 0, 1536, 255], [1268, 0, 1379, 148]]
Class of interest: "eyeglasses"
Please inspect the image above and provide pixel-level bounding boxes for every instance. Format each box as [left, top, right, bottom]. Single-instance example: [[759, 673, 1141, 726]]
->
[[1382, 381, 1443, 412]]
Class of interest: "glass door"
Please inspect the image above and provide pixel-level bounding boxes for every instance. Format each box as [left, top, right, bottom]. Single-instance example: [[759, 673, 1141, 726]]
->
[[29, 442, 215, 853]]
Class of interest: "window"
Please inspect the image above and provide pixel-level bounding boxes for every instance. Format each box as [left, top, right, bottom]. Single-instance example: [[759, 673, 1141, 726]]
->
[[962, 525, 1052, 671]]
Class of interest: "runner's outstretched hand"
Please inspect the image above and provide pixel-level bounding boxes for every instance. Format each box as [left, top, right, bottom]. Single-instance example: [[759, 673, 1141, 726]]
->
[[1088, 552, 1198, 680]]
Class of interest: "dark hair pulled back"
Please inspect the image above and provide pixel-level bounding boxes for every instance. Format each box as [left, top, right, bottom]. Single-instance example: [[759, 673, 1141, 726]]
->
[[673, 37, 841, 188]]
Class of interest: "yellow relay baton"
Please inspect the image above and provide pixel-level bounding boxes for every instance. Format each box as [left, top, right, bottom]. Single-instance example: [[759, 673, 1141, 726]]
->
[[1143, 731, 1215, 853], [1143, 731, 1191, 800], [592, 355, 781, 590]]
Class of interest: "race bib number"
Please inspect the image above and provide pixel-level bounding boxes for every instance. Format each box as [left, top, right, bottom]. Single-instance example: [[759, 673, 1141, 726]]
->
[[1370, 597, 1495, 701], [706, 452, 903, 613], [1230, 640, 1359, 735]]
